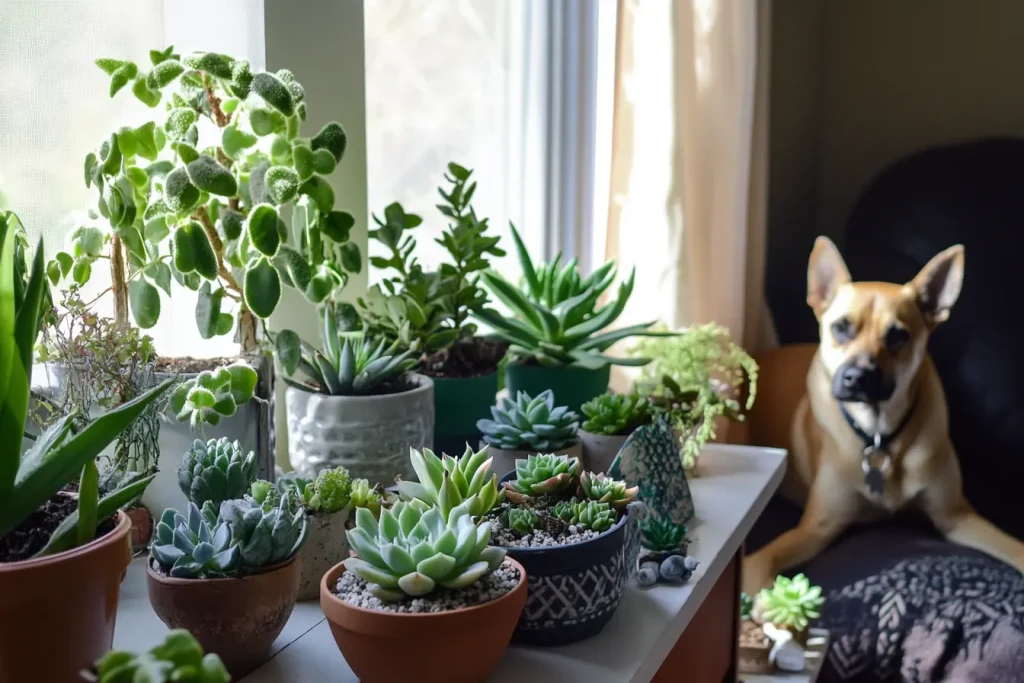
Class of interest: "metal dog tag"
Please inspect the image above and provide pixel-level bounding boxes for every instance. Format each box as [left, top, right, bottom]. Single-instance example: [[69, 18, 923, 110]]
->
[[864, 466, 885, 495], [861, 433, 891, 496]]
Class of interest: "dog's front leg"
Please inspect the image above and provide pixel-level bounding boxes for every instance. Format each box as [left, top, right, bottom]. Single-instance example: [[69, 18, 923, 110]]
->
[[743, 464, 861, 596]]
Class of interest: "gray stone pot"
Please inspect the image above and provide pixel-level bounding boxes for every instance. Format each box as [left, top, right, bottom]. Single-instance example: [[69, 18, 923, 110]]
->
[[578, 429, 633, 474], [481, 440, 583, 480], [286, 373, 434, 486], [296, 507, 349, 601]]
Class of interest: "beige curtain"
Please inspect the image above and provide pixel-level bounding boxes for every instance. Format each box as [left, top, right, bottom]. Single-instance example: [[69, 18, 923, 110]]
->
[[606, 0, 777, 382]]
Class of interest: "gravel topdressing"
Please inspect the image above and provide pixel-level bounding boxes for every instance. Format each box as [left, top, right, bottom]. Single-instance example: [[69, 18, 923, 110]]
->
[[334, 560, 521, 613], [488, 518, 600, 548]]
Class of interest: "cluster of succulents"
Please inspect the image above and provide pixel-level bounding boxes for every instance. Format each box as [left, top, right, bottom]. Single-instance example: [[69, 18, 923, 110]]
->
[[348, 477, 392, 518], [170, 362, 259, 427], [151, 503, 238, 578], [756, 573, 824, 632], [477, 389, 580, 451], [635, 515, 698, 588], [501, 452, 582, 503], [550, 499, 616, 532], [277, 466, 352, 514], [499, 508, 539, 535], [177, 437, 257, 507], [580, 392, 652, 436], [578, 472, 639, 510], [395, 446, 500, 519], [639, 517, 688, 554], [87, 629, 229, 683]]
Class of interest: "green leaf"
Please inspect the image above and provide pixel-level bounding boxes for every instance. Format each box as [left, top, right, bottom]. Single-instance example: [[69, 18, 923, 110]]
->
[[244, 257, 281, 318], [312, 149, 337, 175], [246, 204, 281, 256], [144, 217, 170, 244], [275, 330, 301, 375], [150, 46, 175, 65], [173, 221, 218, 280], [99, 133, 122, 175], [126, 166, 148, 187], [222, 125, 258, 160], [173, 141, 199, 164], [311, 122, 346, 163], [216, 313, 233, 336], [72, 226, 104, 257], [182, 51, 233, 79], [166, 108, 198, 140], [219, 209, 244, 241], [227, 363, 258, 404], [149, 59, 184, 88], [249, 108, 277, 137], [230, 60, 253, 98], [273, 246, 311, 291], [145, 261, 173, 296], [195, 281, 224, 340], [340, 242, 361, 273], [133, 121, 159, 161], [76, 460, 99, 547], [251, 72, 294, 116], [55, 252, 73, 277], [109, 64, 134, 97], [448, 162, 470, 180], [300, 176, 334, 214], [132, 77, 161, 107], [163, 166, 200, 214], [322, 211, 354, 243], [304, 274, 333, 303], [95, 58, 127, 75], [186, 155, 237, 196], [270, 135, 292, 164], [293, 144, 314, 180], [265, 166, 299, 204], [129, 279, 161, 328], [83, 152, 96, 188], [72, 259, 92, 286]]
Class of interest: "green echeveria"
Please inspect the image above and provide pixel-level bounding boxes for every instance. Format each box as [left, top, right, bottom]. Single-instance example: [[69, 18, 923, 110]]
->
[[344, 498, 505, 602], [476, 389, 579, 451], [202, 492, 308, 570], [499, 507, 539, 535], [639, 516, 688, 552], [151, 502, 239, 578], [756, 573, 824, 632], [551, 499, 615, 532], [578, 471, 639, 510], [395, 446, 500, 519], [177, 437, 257, 507], [502, 452, 581, 503], [580, 392, 651, 436]]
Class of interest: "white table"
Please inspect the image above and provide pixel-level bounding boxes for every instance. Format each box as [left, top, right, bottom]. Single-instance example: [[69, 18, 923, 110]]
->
[[114, 443, 786, 682]]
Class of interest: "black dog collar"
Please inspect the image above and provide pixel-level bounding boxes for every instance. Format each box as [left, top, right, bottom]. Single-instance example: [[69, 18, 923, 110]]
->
[[840, 399, 918, 496]]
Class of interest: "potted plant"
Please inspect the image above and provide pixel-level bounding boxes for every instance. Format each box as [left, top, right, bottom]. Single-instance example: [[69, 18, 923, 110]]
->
[[83, 629, 230, 682], [320, 490, 526, 683], [0, 230, 175, 683], [476, 389, 582, 476], [488, 453, 642, 645], [359, 163, 508, 454], [474, 225, 671, 412], [271, 465, 353, 600], [275, 310, 432, 486], [578, 391, 653, 474], [634, 516, 698, 587], [345, 476, 394, 526], [755, 573, 824, 647], [146, 486, 308, 678]]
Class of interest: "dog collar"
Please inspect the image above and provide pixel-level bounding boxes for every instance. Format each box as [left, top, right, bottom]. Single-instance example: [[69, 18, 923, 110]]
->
[[839, 399, 918, 496]]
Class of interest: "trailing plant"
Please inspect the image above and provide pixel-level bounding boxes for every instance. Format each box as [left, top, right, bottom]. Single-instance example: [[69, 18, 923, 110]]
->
[[395, 446, 500, 518], [177, 437, 257, 507], [580, 392, 651, 436], [577, 472, 638, 510], [499, 507, 539, 535], [1, 229, 174, 558], [54, 46, 361, 352], [639, 517, 688, 553], [86, 629, 230, 683], [501, 452, 581, 503], [474, 224, 670, 368], [298, 466, 352, 514], [551, 499, 615, 532], [344, 497, 505, 601], [476, 389, 579, 451], [756, 573, 824, 632], [169, 361, 259, 427]]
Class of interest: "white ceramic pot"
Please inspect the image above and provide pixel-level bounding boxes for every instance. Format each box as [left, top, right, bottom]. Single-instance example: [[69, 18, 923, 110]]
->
[[296, 507, 349, 601], [286, 373, 434, 486], [577, 429, 632, 474], [482, 440, 584, 479]]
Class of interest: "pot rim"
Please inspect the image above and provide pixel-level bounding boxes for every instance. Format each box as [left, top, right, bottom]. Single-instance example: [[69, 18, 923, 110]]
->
[[492, 506, 628, 552], [0, 510, 130, 573], [320, 556, 527, 620], [480, 439, 582, 455], [145, 555, 298, 586], [504, 360, 612, 372], [577, 427, 636, 439], [285, 372, 434, 403]]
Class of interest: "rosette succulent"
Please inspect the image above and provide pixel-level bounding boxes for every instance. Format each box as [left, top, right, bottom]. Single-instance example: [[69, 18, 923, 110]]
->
[[551, 499, 616, 532], [580, 392, 651, 436], [206, 494, 308, 570], [396, 446, 499, 518], [170, 362, 259, 427], [87, 630, 229, 683], [502, 452, 582, 503], [578, 471, 638, 510], [151, 502, 239, 578], [344, 497, 506, 601], [290, 466, 352, 514], [639, 517, 688, 552], [349, 478, 391, 518], [499, 508, 539, 535], [756, 573, 824, 632], [178, 437, 257, 507], [476, 389, 579, 451]]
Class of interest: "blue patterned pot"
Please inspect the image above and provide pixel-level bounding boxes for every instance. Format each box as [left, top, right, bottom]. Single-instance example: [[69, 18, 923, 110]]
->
[[497, 472, 642, 646]]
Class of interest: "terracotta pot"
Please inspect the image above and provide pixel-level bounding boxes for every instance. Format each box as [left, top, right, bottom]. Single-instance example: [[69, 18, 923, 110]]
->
[[147, 557, 301, 678], [296, 508, 349, 601], [483, 440, 583, 481], [126, 505, 153, 551], [738, 620, 773, 674], [320, 558, 528, 683], [0, 511, 132, 683], [577, 429, 632, 474]]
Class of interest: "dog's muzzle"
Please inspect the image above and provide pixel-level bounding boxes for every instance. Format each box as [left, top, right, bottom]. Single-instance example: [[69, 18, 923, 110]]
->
[[832, 360, 894, 403]]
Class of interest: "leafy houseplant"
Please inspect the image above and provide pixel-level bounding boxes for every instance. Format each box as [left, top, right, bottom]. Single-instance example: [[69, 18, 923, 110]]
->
[[755, 573, 824, 641], [577, 391, 652, 474], [0, 230, 176, 683], [476, 389, 582, 477], [84, 629, 230, 683]]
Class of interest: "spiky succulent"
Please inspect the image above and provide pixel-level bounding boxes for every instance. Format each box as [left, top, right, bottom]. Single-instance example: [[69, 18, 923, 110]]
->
[[580, 392, 651, 436], [177, 437, 257, 507], [276, 310, 416, 395], [476, 389, 579, 451], [88, 630, 230, 683], [396, 446, 500, 518], [349, 478, 391, 517], [756, 573, 824, 632], [151, 502, 239, 578], [578, 471, 638, 510], [639, 516, 688, 552], [344, 497, 505, 602], [503, 452, 582, 503], [201, 493, 308, 570], [551, 499, 616, 532], [500, 508, 539, 535]]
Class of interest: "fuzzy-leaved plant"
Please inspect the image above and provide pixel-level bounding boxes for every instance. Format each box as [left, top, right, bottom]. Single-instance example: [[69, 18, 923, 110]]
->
[[477, 389, 579, 451]]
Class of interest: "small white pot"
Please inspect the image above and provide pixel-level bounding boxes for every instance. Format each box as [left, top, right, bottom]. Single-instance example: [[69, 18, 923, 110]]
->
[[577, 429, 633, 474], [296, 507, 349, 601], [481, 440, 584, 479]]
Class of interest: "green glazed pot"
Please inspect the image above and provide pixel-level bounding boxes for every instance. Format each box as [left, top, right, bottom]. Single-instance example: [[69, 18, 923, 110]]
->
[[431, 372, 499, 455], [504, 363, 611, 414]]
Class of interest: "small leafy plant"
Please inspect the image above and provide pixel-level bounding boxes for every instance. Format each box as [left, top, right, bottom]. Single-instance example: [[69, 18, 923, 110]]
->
[[577, 472, 638, 510], [639, 517, 688, 553], [580, 392, 651, 436], [177, 437, 257, 508], [169, 362, 259, 427], [298, 466, 352, 514], [501, 452, 582, 504], [499, 507, 539, 535], [477, 389, 579, 451], [348, 478, 391, 518], [756, 573, 824, 633], [86, 629, 230, 683], [551, 499, 616, 532], [395, 446, 500, 519]]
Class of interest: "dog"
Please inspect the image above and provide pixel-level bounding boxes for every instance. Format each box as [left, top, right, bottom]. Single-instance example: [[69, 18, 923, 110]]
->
[[742, 236, 1024, 597]]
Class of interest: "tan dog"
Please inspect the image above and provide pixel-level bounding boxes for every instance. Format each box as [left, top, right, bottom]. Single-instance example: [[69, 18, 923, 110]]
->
[[742, 236, 1024, 597]]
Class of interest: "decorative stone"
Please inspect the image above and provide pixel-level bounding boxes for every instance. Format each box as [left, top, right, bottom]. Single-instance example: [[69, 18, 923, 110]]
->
[[609, 418, 694, 526]]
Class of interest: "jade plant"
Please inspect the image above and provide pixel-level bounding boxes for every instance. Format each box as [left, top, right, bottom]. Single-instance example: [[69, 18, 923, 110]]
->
[[177, 437, 257, 508], [474, 224, 671, 368], [54, 47, 360, 351], [86, 629, 230, 683], [577, 472, 638, 510], [477, 389, 580, 452], [639, 517, 688, 553], [580, 392, 651, 436], [756, 573, 824, 633], [344, 497, 506, 601], [395, 446, 500, 518], [501, 452, 582, 504]]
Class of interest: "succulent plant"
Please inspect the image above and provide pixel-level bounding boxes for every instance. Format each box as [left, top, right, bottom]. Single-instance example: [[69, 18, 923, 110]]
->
[[477, 389, 579, 451], [169, 362, 259, 427], [178, 437, 257, 507], [551, 499, 616, 532], [756, 573, 824, 632], [639, 516, 688, 552], [740, 592, 754, 621], [578, 471, 638, 510], [502, 452, 582, 503], [344, 497, 505, 602], [395, 446, 500, 519], [87, 629, 230, 683], [299, 466, 352, 513], [204, 493, 308, 570], [349, 478, 391, 517], [151, 502, 240, 578], [500, 507, 539, 535], [580, 392, 651, 436]]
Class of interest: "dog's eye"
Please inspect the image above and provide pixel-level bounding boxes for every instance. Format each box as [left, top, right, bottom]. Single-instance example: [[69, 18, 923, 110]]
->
[[831, 317, 854, 343], [886, 325, 911, 352]]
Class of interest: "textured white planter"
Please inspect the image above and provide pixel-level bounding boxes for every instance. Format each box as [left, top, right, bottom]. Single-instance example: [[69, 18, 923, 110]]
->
[[578, 429, 633, 475], [482, 440, 584, 480], [286, 374, 434, 486], [296, 507, 349, 601]]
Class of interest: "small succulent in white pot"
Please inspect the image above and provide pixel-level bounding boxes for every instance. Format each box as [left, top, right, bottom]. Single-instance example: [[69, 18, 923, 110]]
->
[[476, 389, 581, 476]]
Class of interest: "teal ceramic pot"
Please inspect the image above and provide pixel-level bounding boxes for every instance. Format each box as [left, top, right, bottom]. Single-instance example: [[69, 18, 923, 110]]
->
[[431, 372, 499, 455], [504, 363, 610, 414]]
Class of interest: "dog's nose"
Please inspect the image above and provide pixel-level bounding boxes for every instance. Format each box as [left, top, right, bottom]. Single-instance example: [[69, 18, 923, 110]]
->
[[833, 358, 891, 402], [840, 364, 875, 389]]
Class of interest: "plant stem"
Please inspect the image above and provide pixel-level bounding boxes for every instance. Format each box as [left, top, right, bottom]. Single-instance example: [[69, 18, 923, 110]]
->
[[110, 234, 129, 330]]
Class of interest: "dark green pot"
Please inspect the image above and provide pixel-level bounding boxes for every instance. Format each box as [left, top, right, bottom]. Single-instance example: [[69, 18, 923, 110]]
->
[[504, 363, 611, 414], [431, 372, 499, 455]]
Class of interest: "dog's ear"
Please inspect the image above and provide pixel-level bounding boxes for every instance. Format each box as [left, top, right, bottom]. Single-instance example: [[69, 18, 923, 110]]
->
[[807, 236, 851, 318], [909, 244, 965, 326]]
